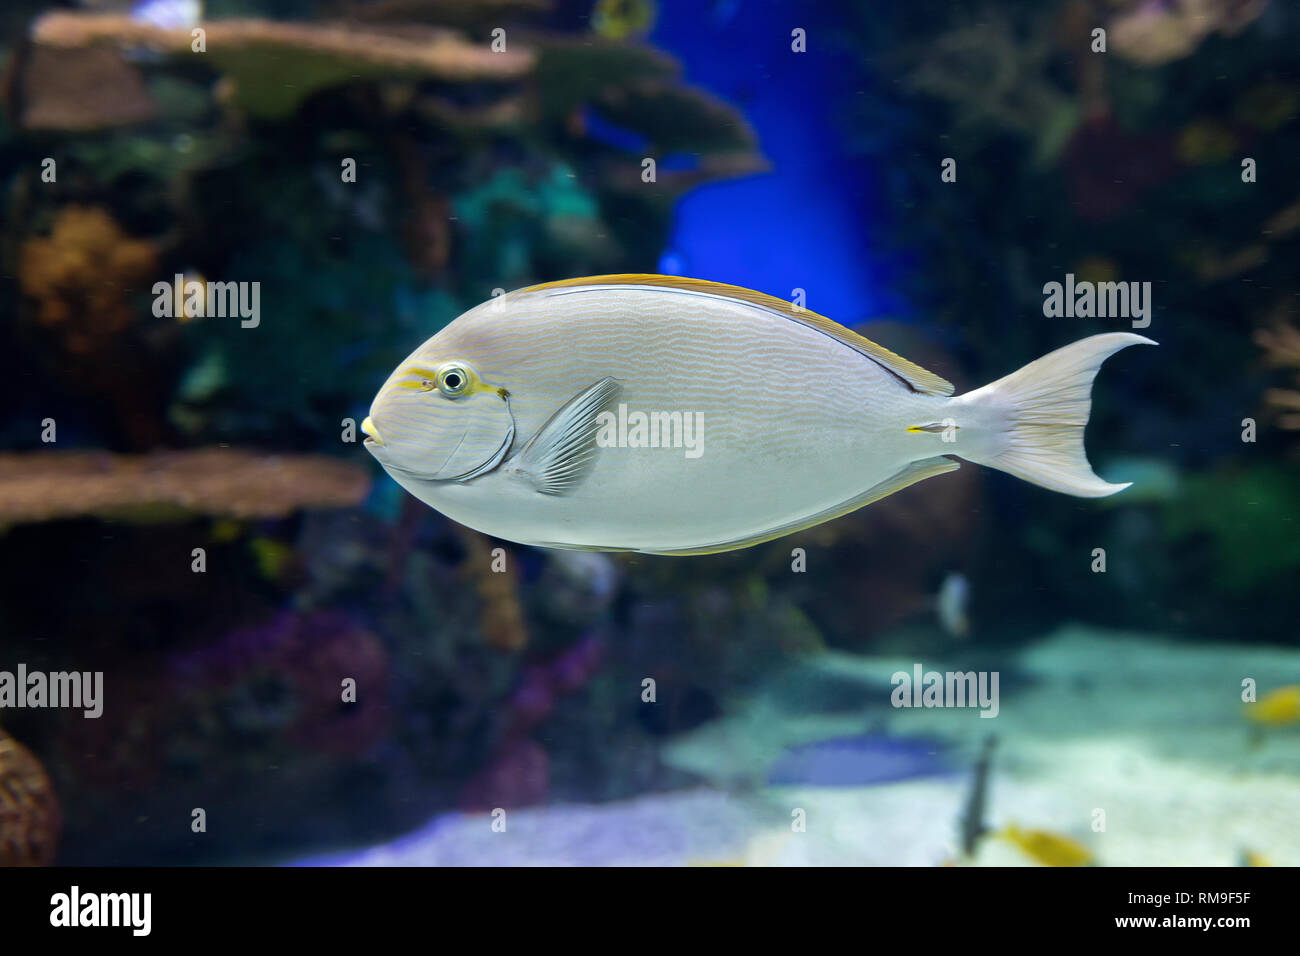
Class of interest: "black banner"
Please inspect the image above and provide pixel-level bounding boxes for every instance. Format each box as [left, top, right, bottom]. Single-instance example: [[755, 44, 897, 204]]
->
[[0, 866, 1284, 942]]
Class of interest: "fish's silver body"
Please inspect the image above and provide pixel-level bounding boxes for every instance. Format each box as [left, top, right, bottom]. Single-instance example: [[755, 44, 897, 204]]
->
[[365, 276, 1152, 554]]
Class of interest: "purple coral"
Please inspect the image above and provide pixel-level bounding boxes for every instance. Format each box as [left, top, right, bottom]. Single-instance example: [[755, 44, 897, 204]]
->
[[169, 610, 391, 758], [461, 633, 608, 810], [504, 633, 607, 736]]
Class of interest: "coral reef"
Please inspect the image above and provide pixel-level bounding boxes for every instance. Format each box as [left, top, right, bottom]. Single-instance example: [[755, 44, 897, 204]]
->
[[504, 633, 607, 737], [1254, 313, 1300, 432], [0, 729, 61, 866], [30, 13, 534, 120], [46, 609, 394, 862], [301, 615, 1300, 867], [1109, 0, 1271, 66], [1163, 465, 1300, 595], [18, 205, 158, 358], [1060, 116, 1178, 222], [1233, 80, 1300, 132], [389, 134, 454, 279], [588, 79, 757, 156], [1, 44, 157, 131], [14, 205, 169, 448], [455, 528, 529, 653], [459, 738, 550, 810], [0, 450, 370, 525], [14, 0, 1298, 870], [169, 610, 392, 759], [335, 0, 552, 29], [840, 0, 1300, 642], [900, 7, 1079, 163], [459, 633, 606, 810], [1195, 196, 1300, 282]]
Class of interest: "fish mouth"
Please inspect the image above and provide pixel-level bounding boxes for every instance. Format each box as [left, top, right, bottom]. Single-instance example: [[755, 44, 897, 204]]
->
[[361, 416, 384, 447]]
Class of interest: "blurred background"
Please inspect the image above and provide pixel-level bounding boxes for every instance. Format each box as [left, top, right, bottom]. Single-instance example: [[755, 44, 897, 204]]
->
[[0, 0, 1297, 866]]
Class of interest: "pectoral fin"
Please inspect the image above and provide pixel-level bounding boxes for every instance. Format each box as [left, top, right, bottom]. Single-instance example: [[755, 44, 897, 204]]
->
[[508, 377, 622, 495]]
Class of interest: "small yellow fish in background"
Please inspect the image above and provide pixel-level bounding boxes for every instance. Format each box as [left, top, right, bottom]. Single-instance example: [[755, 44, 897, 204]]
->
[[591, 0, 657, 40], [1244, 685, 1300, 727], [688, 830, 792, 867], [997, 824, 1095, 867], [248, 536, 293, 581], [172, 272, 207, 323], [363, 275, 1154, 555], [210, 517, 244, 543], [687, 859, 746, 867], [1239, 848, 1273, 867]]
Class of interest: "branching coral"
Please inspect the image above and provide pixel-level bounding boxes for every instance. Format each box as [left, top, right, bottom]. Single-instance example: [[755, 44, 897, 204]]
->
[[900, 9, 1075, 151], [1109, 0, 1271, 67], [1196, 195, 1300, 281], [1255, 313, 1300, 432], [0, 450, 370, 525], [0, 730, 61, 866]]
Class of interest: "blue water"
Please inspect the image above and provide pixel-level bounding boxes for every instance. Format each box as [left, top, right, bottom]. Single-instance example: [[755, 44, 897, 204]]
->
[[649, 1, 885, 324]]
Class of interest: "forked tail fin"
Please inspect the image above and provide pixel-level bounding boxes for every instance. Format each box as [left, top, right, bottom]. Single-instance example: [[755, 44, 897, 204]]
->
[[951, 333, 1156, 497]]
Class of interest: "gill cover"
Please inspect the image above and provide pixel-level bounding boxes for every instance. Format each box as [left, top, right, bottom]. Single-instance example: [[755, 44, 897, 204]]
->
[[429, 385, 516, 480], [373, 360, 515, 482]]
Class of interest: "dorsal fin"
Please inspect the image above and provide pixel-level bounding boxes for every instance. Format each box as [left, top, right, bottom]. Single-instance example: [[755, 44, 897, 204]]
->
[[516, 274, 954, 397]]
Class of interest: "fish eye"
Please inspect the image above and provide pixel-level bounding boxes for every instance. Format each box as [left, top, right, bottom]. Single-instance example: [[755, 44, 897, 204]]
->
[[437, 365, 470, 397]]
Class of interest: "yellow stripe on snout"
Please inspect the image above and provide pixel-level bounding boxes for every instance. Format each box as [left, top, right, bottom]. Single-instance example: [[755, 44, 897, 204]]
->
[[376, 366, 438, 402]]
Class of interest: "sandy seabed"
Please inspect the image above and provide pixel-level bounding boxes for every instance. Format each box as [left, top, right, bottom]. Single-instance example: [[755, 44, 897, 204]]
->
[[294, 627, 1300, 866]]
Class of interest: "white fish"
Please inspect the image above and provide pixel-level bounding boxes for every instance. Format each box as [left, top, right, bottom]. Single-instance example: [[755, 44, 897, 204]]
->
[[362, 275, 1155, 555], [936, 572, 971, 639]]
